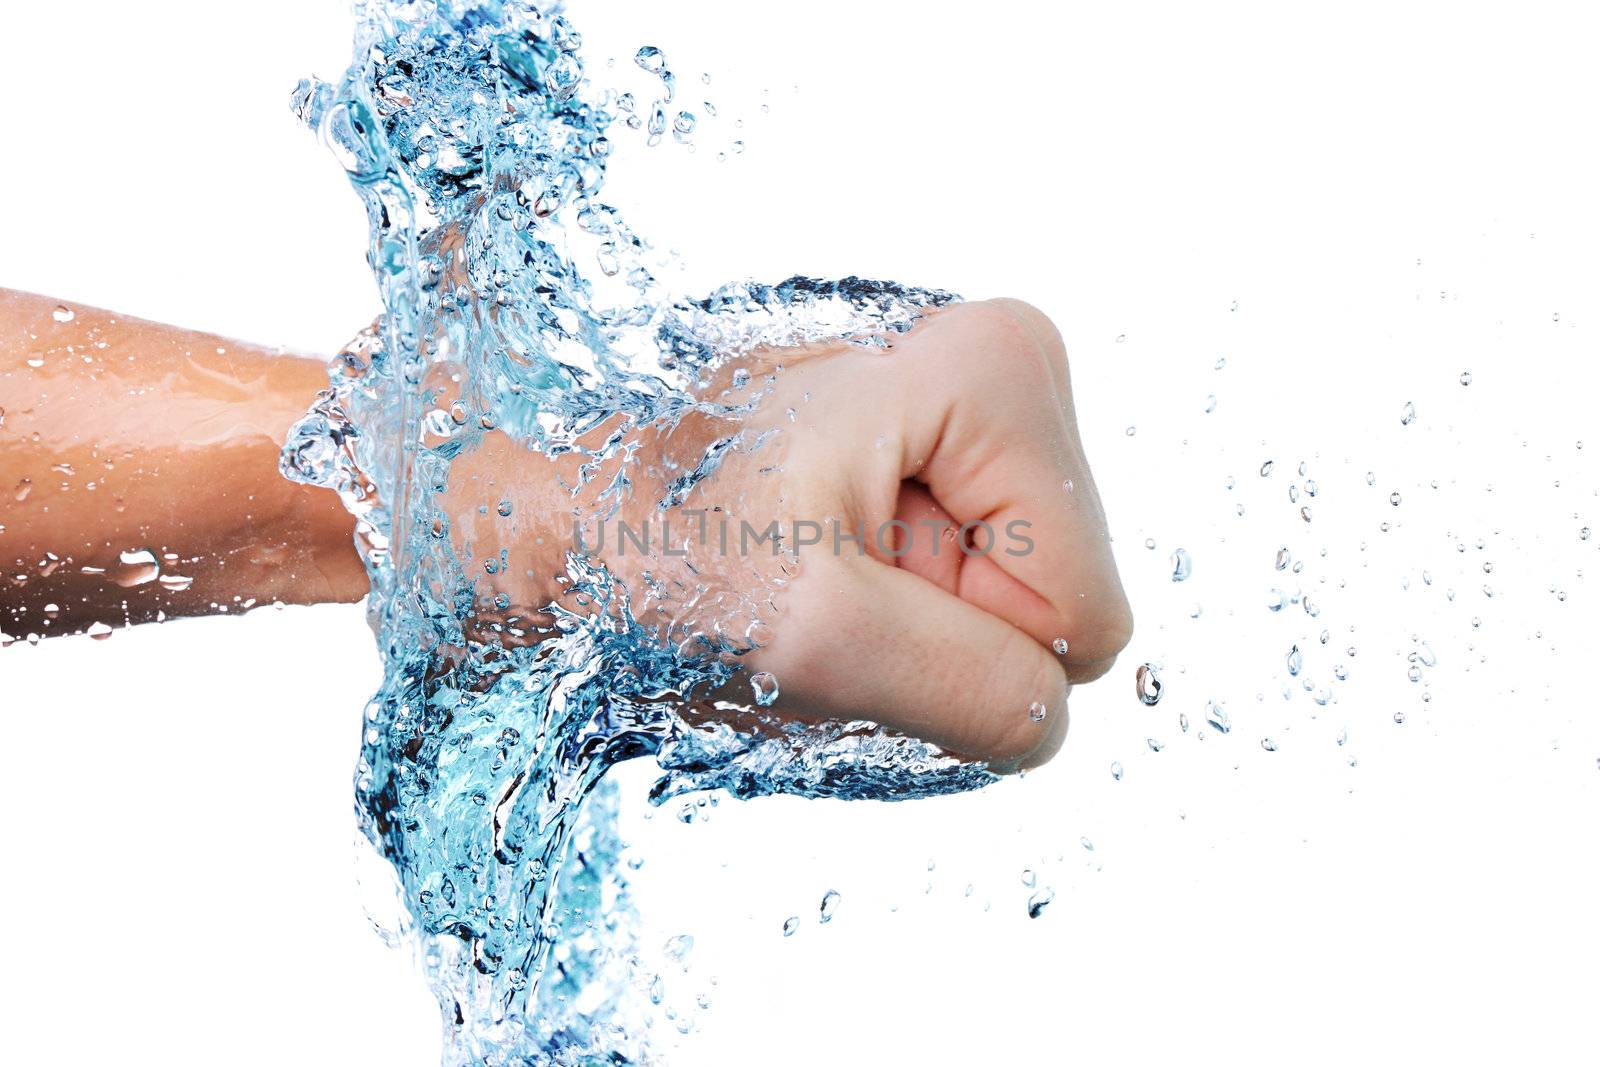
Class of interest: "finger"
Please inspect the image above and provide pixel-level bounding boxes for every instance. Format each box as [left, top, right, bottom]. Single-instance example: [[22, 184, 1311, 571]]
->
[[887, 299, 1134, 676], [758, 550, 1071, 771]]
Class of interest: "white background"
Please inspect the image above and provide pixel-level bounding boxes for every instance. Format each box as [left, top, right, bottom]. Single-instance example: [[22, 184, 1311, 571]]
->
[[3, 1, 1598, 1064]]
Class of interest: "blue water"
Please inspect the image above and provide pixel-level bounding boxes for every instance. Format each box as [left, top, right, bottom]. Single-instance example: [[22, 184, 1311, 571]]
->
[[280, 2, 995, 1060]]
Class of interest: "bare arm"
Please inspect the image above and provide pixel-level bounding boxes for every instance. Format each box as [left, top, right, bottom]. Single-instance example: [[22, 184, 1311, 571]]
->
[[0, 289, 367, 641]]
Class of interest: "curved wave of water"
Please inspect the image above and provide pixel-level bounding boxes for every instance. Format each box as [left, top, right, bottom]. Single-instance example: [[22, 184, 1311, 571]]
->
[[280, 1, 994, 1059]]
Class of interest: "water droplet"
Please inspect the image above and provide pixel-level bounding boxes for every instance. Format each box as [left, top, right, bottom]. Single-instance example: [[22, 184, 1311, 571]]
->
[[52, 305, 74, 323], [1401, 401, 1417, 426], [114, 548, 161, 588], [1275, 547, 1290, 571], [749, 671, 780, 707], [1460, 371, 1472, 385], [1026, 887, 1055, 918], [86, 621, 114, 641], [1052, 637, 1070, 655], [13, 478, 31, 502], [1110, 761, 1124, 780], [1080, 836, 1095, 851], [1390, 491, 1402, 506], [1170, 548, 1192, 582], [819, 889, 840, 923], [1136, 663, 1163, 706], [1393, 711, 1407, 725], [1021, 868, 1036, 887], [634, 45, 667, 73], [781, 916, 799, 937], [1287, 645, 1303, 676], [1147, 737, 1164, 753], [1028, 701, 1048, 723], [497, 499, 514, 517], [664, 934, 695, 963], [1206, 701, 1232, 734], [1261, 737, 1278, 752], [1260, 460, 1275, 477]]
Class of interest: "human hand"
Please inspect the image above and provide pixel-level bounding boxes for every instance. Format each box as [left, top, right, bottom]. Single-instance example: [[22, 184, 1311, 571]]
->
[[441, 299, 1132, 771]]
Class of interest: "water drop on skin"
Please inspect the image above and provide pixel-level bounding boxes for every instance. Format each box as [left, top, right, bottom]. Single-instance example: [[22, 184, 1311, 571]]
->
[[1028, 701, 1048, 723], [1052, 637, 1070, 655], [52, 305, 74, 323], [1136, 663, 1163, 705]]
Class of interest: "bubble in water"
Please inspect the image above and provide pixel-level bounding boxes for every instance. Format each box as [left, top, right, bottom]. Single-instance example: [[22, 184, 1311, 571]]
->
[[749, 671, 780, 707], [819, 889, 841, 924], [1170, 548, 1192, 582], [1136, 664, 1163, 705]]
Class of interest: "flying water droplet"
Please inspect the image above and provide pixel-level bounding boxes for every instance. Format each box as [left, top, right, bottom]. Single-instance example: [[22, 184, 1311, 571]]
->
[[1110, 761, 1124, 781], [1287, 645, 1303, 676], [663, 934, 695, 963], [1206, 701, 1232, 734], [1026, 887, 1055, 919], [1170, 548, 1192, 582], [1260, 737, 1278, 752], [819, 890, 840, 924], [781, 916, 799, 937], [1401, 401, 1417, 426], [1136, 664, 1163, 705]]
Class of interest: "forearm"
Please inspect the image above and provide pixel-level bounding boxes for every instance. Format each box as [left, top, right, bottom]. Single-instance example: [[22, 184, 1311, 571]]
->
[[0, 289, 367, 640]]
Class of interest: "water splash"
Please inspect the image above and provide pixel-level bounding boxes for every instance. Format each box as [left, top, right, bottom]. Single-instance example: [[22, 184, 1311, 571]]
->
[[280, 2, 991, 1060]]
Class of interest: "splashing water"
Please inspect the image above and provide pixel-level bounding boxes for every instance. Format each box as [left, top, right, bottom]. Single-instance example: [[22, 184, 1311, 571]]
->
[[280, 1, 991, 1060]]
